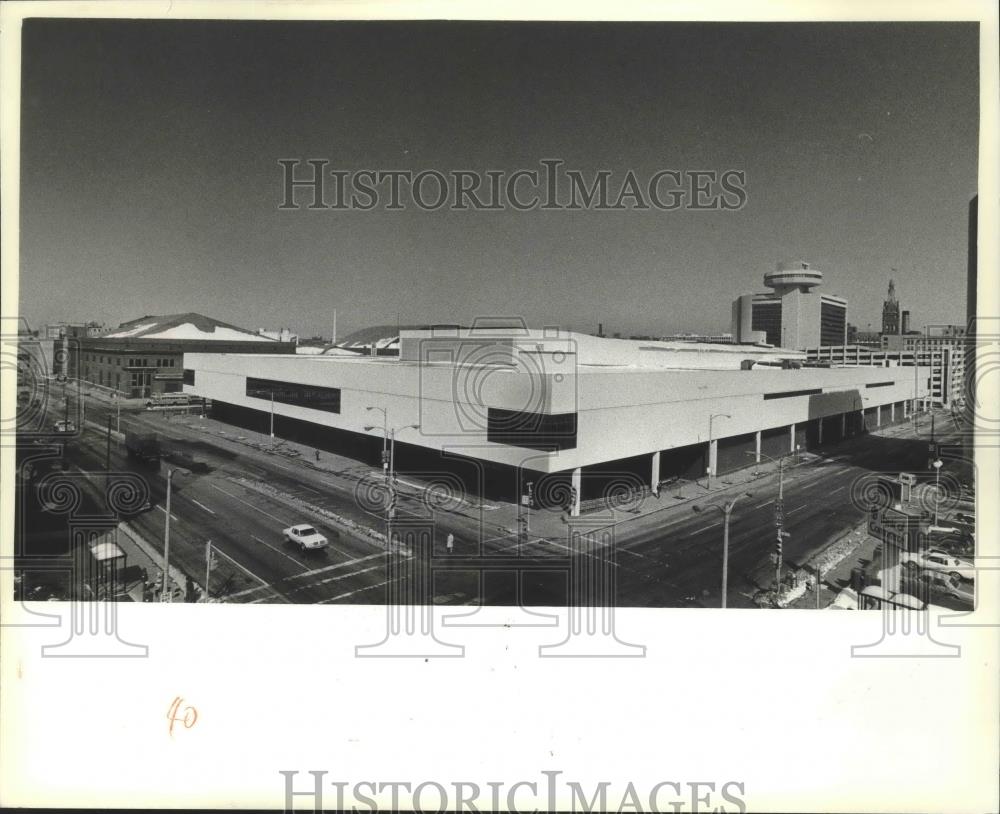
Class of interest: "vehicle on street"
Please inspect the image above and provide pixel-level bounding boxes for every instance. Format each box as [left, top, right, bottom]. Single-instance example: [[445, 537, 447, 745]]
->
[[145, 393, 205, 409], [951, 512, 975, 526], [929, 534, 974, 557], [125, 430, 161, 464], [53, 419, 76, 433], [859, 585, 925, 611], [902, 570, 974, 609], [282, 524, 329, 552], [901, 548, 975, 580]]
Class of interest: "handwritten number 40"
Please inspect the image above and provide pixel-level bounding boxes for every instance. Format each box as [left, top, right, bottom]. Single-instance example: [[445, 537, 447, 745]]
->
[[167, 696, 198, 736]]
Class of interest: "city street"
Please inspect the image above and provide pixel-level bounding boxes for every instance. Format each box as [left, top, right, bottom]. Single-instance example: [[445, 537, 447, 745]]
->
[[32, 388, 968, 608]]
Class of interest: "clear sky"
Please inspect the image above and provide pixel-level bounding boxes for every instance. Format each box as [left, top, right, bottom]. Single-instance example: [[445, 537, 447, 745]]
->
[[18, 20, 979, 339]]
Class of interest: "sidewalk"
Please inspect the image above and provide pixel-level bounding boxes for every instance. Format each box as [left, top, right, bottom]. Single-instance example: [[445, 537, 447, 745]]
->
[[785, 525, 881, 609], [144, 400, 947, 548], [165, 406, 828, 540], [113, 521, 192, 602]]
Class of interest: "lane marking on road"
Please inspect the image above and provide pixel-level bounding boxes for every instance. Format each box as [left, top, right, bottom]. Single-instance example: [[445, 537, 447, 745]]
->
[[787, 505, 808, 515], [208, 547, 284, 601], [829, 485, 846, 495], [318, 576, 398, 603], [289, 552, 387, 580], [250, 533, 308, 570], [754, 499, 775, 509], [189, 498, 216, 515], [693, 522, 721, 533], [154, 505, 179, 522], [543, 537, 620, 566], [208, 482, 293, 525], [226, 583, 274, 599], [310, 563, 385, 588]]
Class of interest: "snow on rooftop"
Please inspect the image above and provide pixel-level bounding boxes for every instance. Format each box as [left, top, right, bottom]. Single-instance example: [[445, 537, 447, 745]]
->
[[104, 322, 158, 338], [140, 323, 270, 341]]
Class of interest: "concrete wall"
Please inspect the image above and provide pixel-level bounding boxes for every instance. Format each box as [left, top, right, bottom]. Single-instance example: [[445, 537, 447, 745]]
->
[[185, 353, 930, 475]]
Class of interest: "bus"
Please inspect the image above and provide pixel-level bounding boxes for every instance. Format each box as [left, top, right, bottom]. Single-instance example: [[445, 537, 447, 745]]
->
[[145, 392, 205, 409]]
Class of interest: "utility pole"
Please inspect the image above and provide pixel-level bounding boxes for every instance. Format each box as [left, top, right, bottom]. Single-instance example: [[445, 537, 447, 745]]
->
[[932, 459, 943, 526], [387, 427, 396, 548], [105, 413, 113, 490], [693, 492, 753, 609], [269, 391, 275, 445], [204, 540, 213, 603], [162, 468, 188, 602]]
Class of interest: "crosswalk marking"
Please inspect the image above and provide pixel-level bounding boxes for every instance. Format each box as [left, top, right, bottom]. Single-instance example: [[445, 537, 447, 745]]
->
[[318, 577, 398, 603], [289, 552, 387, 581]]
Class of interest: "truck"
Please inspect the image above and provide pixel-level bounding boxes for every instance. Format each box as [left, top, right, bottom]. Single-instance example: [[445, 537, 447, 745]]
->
[[125, 430, 161, 464]]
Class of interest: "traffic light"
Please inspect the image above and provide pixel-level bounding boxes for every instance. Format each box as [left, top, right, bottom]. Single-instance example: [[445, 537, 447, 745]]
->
[[776, 529, 789, 557]]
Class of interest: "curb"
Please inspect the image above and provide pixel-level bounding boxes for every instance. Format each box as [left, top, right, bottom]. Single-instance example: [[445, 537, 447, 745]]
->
[[118, 521, 188, 592]]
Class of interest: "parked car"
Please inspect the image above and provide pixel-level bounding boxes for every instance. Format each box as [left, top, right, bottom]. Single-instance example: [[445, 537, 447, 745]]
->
[[282, 524, 329, 552], [902, 570, 974, 609], [929, 534, 974, 557], [901, 548, 975, 580], [53, 419, 76, 433]]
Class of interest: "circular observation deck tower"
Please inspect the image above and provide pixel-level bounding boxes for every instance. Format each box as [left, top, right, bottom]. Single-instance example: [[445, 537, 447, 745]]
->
[[763, 262, 823, 293]]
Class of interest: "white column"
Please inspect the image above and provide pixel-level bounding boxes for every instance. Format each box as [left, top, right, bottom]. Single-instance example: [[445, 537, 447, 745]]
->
[[876, 405, 881, 427], [891, 402, 895, 423], [818, 417, 824, 445], [754, 430, 761, 463], [650, 450, 661, 496], [570, 467, 582, 517], [789, 423, 796, 453], [709, 439, 718, 478]]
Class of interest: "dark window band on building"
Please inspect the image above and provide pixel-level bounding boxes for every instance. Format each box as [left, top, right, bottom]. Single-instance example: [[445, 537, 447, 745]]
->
[[486, 408, 577, 450], [762, 388, 823, 400], [182, 369, 195, 386], [246, 377, 341, 413], [865, 381, 894, 389], [751, 302, 782, 347], [820, 300, 847, 346]]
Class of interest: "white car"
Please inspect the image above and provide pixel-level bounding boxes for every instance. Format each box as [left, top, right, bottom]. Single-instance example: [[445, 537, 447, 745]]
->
[[53, 419, 76, 433], [901, 548, 975, 580], [282, 524, 328, 552]]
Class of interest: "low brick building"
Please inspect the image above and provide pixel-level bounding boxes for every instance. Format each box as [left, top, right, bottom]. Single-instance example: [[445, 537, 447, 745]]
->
[[72, 312, 295, 399]]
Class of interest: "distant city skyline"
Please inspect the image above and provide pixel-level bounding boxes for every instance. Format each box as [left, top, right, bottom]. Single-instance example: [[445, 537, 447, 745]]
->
[[18, 20, 978, 340]]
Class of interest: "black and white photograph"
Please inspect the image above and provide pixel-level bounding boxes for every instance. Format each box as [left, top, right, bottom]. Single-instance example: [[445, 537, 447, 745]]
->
[[1, 2, 997, 812]]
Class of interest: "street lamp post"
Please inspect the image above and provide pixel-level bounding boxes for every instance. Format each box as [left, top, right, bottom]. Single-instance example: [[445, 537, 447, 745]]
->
[[389, 423, 420, 485], [707, 413, 731, 490], [162, 467, 189, 602], [105, 413, 113, 491], [745, 449, 799, 589], [366, 406, 389, 483], [746, 449, 793, 500], [693, 492, 753, 609], [363, 422, 420, 548], [932, 458, 943, 527], [269, 392, 275, 446]]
